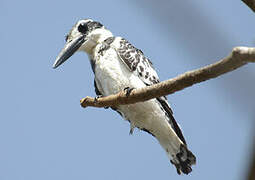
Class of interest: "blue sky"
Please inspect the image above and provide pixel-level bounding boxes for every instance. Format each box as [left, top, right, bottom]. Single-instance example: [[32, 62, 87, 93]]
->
[[1, 1, 255, 179]]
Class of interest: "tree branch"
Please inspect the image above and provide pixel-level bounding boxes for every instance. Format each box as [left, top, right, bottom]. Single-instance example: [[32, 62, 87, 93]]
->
[[242, 0, 255, 12], [80, 47, 255, 108]]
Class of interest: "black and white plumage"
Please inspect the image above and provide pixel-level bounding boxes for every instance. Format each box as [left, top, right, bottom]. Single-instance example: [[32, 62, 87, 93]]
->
[[53, 19, 196, 174]]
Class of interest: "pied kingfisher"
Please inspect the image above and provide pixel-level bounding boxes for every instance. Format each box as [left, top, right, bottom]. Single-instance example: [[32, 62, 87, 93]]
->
[[53, 19, 196, 174]]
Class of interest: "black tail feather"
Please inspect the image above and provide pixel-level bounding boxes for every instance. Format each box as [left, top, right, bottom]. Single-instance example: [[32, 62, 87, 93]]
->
[[171, 144, 196, 175]]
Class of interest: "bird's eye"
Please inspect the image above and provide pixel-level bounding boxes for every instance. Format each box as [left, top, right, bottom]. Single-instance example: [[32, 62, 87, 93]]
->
[[78, 23, 88, 34]]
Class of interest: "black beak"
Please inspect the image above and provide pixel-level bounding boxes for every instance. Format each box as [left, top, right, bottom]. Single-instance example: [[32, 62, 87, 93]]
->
[[53, 35, 86, 69]]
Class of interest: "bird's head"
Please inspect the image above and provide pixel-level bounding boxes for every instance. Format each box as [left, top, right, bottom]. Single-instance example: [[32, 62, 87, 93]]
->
[[53, 19, 113, 69]]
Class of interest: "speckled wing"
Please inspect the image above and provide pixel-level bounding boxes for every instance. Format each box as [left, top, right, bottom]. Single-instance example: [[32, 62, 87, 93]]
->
[[117, 38, 160, 86], [116, 38, 187, 145]]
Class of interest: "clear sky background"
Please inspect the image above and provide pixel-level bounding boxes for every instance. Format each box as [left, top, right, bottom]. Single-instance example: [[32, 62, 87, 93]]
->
[[1, 1, 255, 180]]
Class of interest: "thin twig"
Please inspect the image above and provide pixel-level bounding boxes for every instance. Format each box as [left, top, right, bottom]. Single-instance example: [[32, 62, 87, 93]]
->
[[80, 47, 255, 108], [242, 0, 255, 12]]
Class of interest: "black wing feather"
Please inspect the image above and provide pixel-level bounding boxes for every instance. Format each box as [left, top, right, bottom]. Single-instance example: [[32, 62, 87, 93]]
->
[[156, 97, 187, 145]]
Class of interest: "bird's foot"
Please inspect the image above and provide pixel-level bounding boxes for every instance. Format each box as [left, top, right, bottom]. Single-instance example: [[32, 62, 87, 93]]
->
[[129, 123, 135, 135], [124, 87, 135, 97], [94, 95, 109, 109]]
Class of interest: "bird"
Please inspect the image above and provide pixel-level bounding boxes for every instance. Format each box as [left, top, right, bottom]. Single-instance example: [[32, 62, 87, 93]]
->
[[53, 19, 196, 175]]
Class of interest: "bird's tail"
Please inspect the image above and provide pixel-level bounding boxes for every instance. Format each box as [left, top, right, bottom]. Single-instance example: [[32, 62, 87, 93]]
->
[[169, 144, 196, 175]]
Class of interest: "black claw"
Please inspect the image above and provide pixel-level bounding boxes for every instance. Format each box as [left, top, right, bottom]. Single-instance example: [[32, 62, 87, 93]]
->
[[94, 95, 109, 109], [124, 87, 135, 97], [94, 95, 103, 103]]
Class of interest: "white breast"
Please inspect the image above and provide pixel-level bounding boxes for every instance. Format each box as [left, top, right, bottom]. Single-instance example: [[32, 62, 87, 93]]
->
[[94, 46, 145, 96]]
